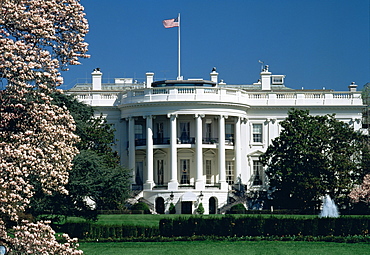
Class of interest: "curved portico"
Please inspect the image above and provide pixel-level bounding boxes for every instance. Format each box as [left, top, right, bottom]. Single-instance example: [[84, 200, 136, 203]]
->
[[119, 90, 249, 193]]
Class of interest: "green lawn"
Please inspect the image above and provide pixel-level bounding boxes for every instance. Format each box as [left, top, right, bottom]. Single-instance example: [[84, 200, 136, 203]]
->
[[79, 241, 370, 255]]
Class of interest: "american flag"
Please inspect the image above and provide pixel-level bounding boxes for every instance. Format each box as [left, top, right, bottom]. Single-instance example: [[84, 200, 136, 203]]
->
[[163, 17, 179, 28]]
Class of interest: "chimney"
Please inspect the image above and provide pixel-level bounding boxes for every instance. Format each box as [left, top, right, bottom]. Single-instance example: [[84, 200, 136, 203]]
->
[[261, 65, 271, 90], [91, 68, 102, 90], [146, 72, 154, 88], [210, 67, 218, 84], [348, 82, 357, 92]]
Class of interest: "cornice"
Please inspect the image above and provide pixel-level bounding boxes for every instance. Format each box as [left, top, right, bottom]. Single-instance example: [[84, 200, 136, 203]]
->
[[248, 105, 365, 111], [117, 101, 251, 110]]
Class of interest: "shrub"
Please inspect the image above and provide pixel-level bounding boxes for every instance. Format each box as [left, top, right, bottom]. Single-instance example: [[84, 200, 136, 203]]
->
[[196, 203, 204, 215], [228, 203, 246, 214], [131, 202, 151, 214], [169, 203, 176, 214]]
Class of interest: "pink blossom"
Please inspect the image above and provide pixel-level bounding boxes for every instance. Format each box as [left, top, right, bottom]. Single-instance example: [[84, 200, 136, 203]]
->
[[349, 174, 370, 204], [0, 0, 88, 253]]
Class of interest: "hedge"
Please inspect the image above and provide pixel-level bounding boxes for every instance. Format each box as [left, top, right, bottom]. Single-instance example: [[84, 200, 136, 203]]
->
[[159, 216, 370, 237], [55, 223, 159, 240], [55, 216, 370, 240]]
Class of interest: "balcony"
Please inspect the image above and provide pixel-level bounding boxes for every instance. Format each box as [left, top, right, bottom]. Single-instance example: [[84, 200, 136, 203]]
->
[[202, 137, 219, 144], [135, 139, 146, 146], [153, 137, 170, 145], [177, 137, 195, 144]]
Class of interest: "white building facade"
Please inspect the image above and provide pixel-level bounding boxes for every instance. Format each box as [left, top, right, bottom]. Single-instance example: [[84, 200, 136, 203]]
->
[[68, 66, 364, 214]]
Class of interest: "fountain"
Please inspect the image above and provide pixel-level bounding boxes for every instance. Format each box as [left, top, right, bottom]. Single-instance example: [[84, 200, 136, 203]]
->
[[319, 195, 339, 218]]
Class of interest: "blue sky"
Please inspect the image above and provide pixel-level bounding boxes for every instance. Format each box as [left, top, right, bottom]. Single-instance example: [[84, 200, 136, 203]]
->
[[61, 0, 369, 91]]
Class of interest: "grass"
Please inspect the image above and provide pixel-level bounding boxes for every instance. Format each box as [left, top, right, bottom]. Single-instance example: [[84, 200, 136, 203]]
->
[[79, 241, 370, 255]]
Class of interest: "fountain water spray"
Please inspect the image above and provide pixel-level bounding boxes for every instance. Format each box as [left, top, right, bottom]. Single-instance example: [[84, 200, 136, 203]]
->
[[319, 195, 339, 218]]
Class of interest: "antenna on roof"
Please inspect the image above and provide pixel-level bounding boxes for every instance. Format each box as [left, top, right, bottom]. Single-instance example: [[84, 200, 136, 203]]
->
[[258, 60, 264, 71]]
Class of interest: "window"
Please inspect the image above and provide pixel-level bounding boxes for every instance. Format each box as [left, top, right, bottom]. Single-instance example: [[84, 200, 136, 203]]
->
[[180, 122, 190, 143], [225, 123, 234, 145], [135, 124, 145, 145], [252, 124, 263, 143], [157, 159, 164, 185], [135, 162, 143, 185], [206, 160, 212, 184], [156, 122, 164, 144], [135, 124, 143, 139], [206, 123, 212, 140], [180, 159, 190, 184], [226, 161, 234, 185], [272, 76, 284, 84], [253, 160, 263, 185]]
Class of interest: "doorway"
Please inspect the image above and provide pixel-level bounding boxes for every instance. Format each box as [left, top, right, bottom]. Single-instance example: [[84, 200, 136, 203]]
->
[[181, 201, 192, 214], [155, 197, 165, 214], [209, 197, 217, 214]]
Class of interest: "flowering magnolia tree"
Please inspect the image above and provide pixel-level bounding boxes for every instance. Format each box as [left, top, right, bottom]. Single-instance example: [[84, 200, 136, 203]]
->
[[0, 0, 89, 253], [349, 174, 370, 204]]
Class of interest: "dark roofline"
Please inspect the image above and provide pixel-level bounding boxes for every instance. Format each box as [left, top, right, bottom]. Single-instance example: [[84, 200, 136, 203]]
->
[[152, 79, 216, 87]]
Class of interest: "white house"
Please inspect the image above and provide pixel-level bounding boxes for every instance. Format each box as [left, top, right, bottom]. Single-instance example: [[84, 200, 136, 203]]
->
[[67, 66, 364, 214]]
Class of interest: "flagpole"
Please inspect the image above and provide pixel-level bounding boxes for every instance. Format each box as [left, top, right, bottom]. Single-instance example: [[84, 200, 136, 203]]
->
[[177, 13, 181, 80]]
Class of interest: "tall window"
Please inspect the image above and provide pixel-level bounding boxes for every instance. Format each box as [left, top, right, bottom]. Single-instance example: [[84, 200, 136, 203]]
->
[[226, 161, 234, 185], [252, 124, 263, 143], [180, 122, 190, 143], [135, 162, 143, 185], [206, 160, 212, 184], [180, 159, 190, 184], [206, 123, 212, 140], [135, 124, 143, 139], [253, 160, 263, 185], [225, 123, 234, 144], [135, 124, 145, 145], [156, 122, 164, 144], [157, 159, 164, 185]]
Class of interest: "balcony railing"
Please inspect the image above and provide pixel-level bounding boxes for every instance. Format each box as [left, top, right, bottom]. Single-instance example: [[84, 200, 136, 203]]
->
[[202, 137, 219, 144], [153, 137, 170, 145], [135, 139, 146, 146], [177, 137, 195, 144], [129, 137, 238, 147]]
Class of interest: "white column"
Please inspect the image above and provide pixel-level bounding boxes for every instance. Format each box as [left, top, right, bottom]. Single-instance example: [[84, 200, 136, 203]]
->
[[195, 114, 204, 190], [144, 115, 154, 190], [218, 115, 227, 190], [168, 114, 178, 190], [128, 117, 136, 184], [234, 117, 241, 183]]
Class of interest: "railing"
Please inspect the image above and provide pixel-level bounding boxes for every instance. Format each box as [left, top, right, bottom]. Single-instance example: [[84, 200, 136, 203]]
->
[[153, 137, 170, 145], [121, 87, 249, 105], [69, 87, 363, 107], [177, 137, 195, 144], [131, 137, 235, 147], [135, 139, 146, 146], [202, 137, 219, 144], [248, 94, 267, 99]]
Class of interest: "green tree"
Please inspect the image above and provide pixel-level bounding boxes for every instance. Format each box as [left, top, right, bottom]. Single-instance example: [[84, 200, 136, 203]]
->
[[51, 92, 119, 164], [260, 109, 365, 211], [28, 92, 131, 220], [69, 150, 131, 211]]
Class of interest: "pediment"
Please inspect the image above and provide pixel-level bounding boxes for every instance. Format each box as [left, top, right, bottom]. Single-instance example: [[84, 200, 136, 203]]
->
[[248, 150, 265, 157]]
